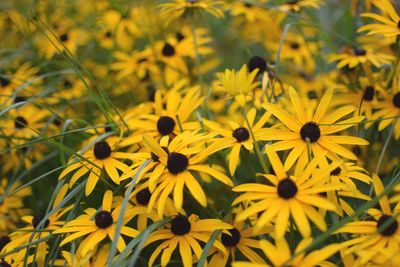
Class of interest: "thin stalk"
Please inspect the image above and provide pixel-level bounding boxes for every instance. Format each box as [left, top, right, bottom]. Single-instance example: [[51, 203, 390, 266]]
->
[[242, 108, 269, 173]]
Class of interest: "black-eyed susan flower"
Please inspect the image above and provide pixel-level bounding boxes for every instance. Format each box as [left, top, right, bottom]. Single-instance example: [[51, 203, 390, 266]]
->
[[123, 87, 203, 144], [372, 86, 400, 139], [54, 190, 139, 256], [203, 108, 271, 175], [336, 175, 400, 265], [54, 244, 109, 266], [209, 209, 272, 266], [0, 179, 31, 232], [2, 105, 48, 141], [233, 237, 343, 267], [278, 0, 323, 13], [59, 136, 132, 195], [261, 88, 368, 169], [159, 0, 225, 22], [142, 132, 233, 216], [145, 214, 232, 267], [358, 0, 400, 38], [4, 184, 72, 264], [328, 45, 395, 69], [233, 145, 341, 238]]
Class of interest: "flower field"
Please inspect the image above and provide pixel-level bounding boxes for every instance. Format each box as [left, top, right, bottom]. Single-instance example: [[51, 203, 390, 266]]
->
[[1, 0, 400, 266]]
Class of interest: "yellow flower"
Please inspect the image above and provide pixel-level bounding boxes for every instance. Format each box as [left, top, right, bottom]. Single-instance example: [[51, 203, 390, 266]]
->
[[233, 237, 343, 267], [159, 0, 225, 22], [372, 86, 400, 139], [216, 64, 259, 106], [358, 0, 400, 38], [278, 0, 323, 13], [145, 214, 232, 267], [261, 88, 368, 169], [328, 46, 395, 69], [59, 137, 132, 196], [336, 175, 400, 266], [54, 190, 139, 256], [142, 132, 233, 216], [233, 145, 341, 238], [203, 108, 271, 175]]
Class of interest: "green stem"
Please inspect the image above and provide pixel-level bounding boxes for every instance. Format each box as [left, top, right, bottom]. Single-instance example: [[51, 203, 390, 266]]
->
[[242, 108, 269, 173]]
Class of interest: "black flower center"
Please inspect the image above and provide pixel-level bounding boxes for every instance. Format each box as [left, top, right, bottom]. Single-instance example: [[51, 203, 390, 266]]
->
[[95, 211, 113, 229], [14, 116, 28, 129], [59, 33, 69, 42], [93, 141, 112, 160], [277, 178, 298, 199], [290, 42, 300, 50], [232, 127, 250, 142], [32, 214, 50, 229], [307, 90, 317, 99], [157, 116, 176, 136], [63, 79, 73, 89], [247, 56, 267, 74], [353, 48, 366, 56], [167, 152, 189, 174], [162, 43, 175, 57], [14, 96, 26, 104], [377, 214, 398, 236], [136, 188, 151, 205], [0, 77, 10, 87], [397, 20, 400, 29], [105, 31, 112, 38], [176, 32, 185, 42], [171, 215, 191, 236], [330, 167, 341, 176], [363, 86, 375, 101], [300, 122, 320, 142], [221, 228, 241, 247], [244, 2, 253, 8], [0, 236, 11, 251], [0, 261, 11, 267], [392, 92, 400, 108], [286, 0, 299, 4]]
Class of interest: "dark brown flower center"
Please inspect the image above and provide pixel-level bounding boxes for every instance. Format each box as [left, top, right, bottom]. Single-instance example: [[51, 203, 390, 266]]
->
[[307, 90, 317, 99], [167, 152, 188, 174], [392, 92, 400, 108], [95, 211, 113, 229], [171, 215, 191, 236], [0, 77, 10, 87], [353, 48, 366, 56], [330, 167, 341, 176], [0, 261, 11, 267], [136, 188, 151, 206], [14, 116, 28, 129], [176, 32, 185, 42], [32, 214, 50, 229], [59, 33, 69, 42], [0, 236, 10, 251], [290, 42, 300, 50], [277, 178, 297, 199], [221, 228, 241, 247], [14, 96, 26, 104], [157, 116, 176, 136], [93, 141, 112, 160], [397, 20, 400, 29], [248, 56, 266, 74], [377, 214, 398, 236], [63, 79, 73, 89], [232, 127, 250, 142], [363, 86, 375, 101], [162, 43, 175, 57], [300, 122, 320, 142]]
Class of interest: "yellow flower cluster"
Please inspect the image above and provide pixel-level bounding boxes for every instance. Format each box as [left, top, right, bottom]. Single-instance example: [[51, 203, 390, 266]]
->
[[1, 0, 400, 266]]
